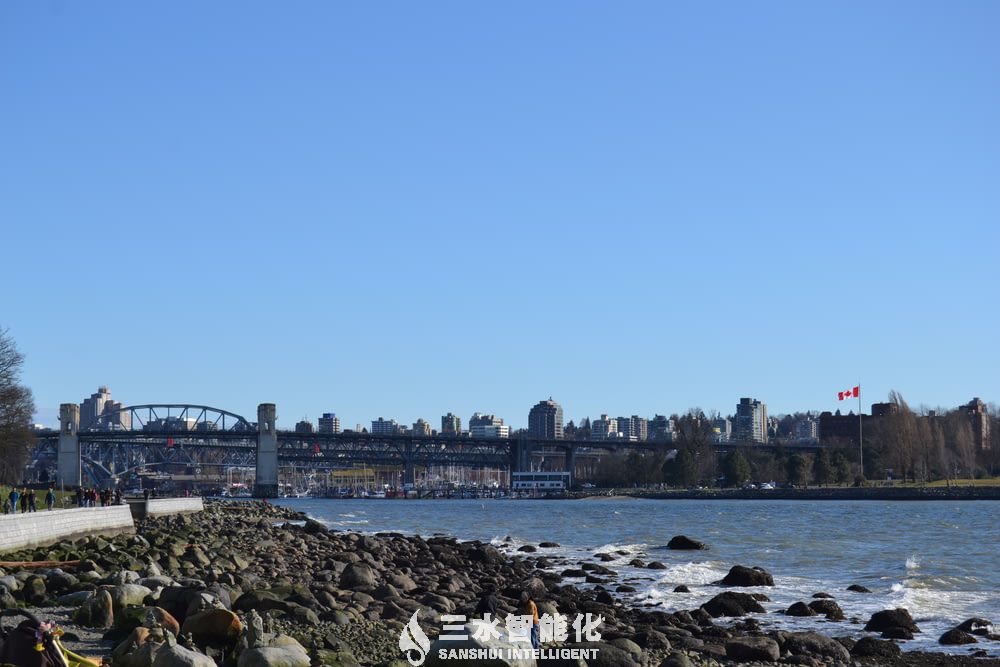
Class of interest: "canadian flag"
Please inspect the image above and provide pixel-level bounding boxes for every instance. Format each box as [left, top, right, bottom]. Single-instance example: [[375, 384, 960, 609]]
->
[[838, 386, 860, 401]]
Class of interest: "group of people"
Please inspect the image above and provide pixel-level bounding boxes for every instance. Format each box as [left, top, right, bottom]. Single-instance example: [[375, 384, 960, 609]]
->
[[3, 486, 56, 513], [75, 486, 123, 507]]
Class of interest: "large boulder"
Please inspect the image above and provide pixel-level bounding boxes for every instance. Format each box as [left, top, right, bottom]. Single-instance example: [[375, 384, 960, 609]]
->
[[701, 592, 766, 618], [151, 643, 217, 667], [109, 584, 154, 614], [939, 629, 977, 645], [785, 602, 816, 617], [851, 637, 902, 659], [864, 608, 920, 634], [181, 608, 243, 647], [339, 563, 375, 589], [719, 565, 773, 587], [807, 599, 844, 620], [725, 637, 780, 662], [957, 618, 993, 635], [667, 536, 708, 550], [116, 606, 181, 636], [238, 637, 311, 667], [781, 631, 851, 662], [74, 589, 114, 628]]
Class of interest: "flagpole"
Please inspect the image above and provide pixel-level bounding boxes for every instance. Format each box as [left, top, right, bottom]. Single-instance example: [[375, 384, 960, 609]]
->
[[858, 382, 864, 480]]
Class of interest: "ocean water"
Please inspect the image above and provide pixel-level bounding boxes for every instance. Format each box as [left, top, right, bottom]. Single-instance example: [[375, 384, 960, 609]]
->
[[277, 497, 999, 656]]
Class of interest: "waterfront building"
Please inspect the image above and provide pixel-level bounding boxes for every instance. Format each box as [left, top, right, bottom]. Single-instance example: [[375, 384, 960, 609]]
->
[[412, 418, 432, 437], [441, 412, 462, 436], [318, 413, 341, 434], [528, 398, 563, 440], [469, 413, 508, 438], [591, 414, 618, 440], [649, 414, 676, 442], [295, 420, 314, 434], [371, 417, 402, 436], [734, 397, 768, 443], [617, 415, 648, 442]]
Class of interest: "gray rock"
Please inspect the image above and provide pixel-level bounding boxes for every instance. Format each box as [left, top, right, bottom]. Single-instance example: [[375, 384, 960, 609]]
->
[[939, 628, 977, 645], [782, 631, 851, 661], [719, 565, 774, 587], [864, 608, 920, 634], [726, 636, 780, 662], [152, 643, 217, 667], [339, 563, 375, 589], [701, 591, 766, 617]]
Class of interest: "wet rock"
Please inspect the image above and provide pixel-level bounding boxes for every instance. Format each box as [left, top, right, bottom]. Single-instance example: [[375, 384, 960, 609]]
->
[[673, 585, 690, 593], [539, 542, 560, 548], [726, 636, 780, 661], [957, 618, 993, 635], [881, 627, 914, 640], [864, 608, 920, 634], [517, 545, 537, 553], [846, 584, 872, 593], [701, 592, 765, 617], [782, 631, 851, 662], [807, 599, 844, 620], [851, 636, 902, 658], [719, 565, 773, 587], [646, 562, 667, 570], [939, 628, 977, 645], [811, 592, 833, 599], [667, 536, 708, 551], [785, 602, 817, 617]]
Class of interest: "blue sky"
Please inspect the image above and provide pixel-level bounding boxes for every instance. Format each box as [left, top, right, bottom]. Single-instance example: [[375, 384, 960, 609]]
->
[[2, 1, 997, 429]]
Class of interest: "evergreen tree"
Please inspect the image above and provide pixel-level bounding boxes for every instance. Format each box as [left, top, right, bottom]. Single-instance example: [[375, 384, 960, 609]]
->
[[723, 450, 751, 487]]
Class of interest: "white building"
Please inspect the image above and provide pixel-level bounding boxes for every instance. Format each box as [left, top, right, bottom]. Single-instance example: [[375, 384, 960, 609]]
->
[[471, 423, 510, 439], [591, 414, 619, 440], [318, 413, 341, 434]]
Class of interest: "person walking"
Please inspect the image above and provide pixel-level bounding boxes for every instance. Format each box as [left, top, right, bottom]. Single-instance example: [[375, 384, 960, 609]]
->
[[19, 489, 28, 514], [45, 486, 56, 511], [75, 486, 84, 507], [520, 592, 541, 649], [5, 488, 15, 514], [27, 489, 37, 512]]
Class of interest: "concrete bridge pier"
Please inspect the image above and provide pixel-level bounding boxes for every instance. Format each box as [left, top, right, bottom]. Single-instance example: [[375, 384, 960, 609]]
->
[[511, 438, 533, 474], [403, 460, 415, 486], [57, 403, 81, 487], [564, 445, 576, 487], [254, 403, 279, 498]]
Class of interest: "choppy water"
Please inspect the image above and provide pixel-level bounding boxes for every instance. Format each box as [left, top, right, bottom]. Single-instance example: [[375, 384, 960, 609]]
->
[[278, 497, 999, 656]]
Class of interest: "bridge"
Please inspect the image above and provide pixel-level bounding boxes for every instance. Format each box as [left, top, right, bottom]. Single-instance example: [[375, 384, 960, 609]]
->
[[36, 402, 670, 496], [35, 402, 824, 496]]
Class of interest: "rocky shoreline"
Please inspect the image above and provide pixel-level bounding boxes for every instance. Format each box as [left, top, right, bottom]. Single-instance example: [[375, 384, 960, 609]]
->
[[0, 500, 996, 666]]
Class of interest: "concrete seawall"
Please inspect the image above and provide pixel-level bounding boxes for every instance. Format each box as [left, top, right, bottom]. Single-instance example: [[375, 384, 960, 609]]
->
[[0, 506, 135, 553], [128, 497, 205, 520]]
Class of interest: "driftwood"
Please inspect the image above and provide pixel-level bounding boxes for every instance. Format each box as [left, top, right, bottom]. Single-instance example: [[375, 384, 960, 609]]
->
[[0, 560, 81, 568]]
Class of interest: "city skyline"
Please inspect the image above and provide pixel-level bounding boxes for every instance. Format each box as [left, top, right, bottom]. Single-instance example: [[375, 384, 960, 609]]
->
[[3, 2, 998, 429]]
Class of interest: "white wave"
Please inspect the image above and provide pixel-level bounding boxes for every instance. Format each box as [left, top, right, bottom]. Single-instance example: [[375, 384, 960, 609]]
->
[[905, 555, 920, 570]]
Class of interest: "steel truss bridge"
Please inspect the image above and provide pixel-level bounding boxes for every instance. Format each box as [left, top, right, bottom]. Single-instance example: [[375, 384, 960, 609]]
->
[[32, 402, 821, 494]]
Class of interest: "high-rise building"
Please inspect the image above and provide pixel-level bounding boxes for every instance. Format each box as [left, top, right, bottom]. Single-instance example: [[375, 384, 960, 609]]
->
[[79, 386, 112, 430], [469, 413, 508, 438], [371, 417, 402, 436], [79, 386, 131, 430], [318, 413, 341, 434], [794, 415, 818, 443], [734, 397, 768, 443], [412, 418, 432, 437], [960, 397, 991, 450], [712, 417, 731, 443], [617, 415, 648, 442], [528, 398, 563, 440], [441, 412, 462, 436], [649, 415, 676, 442], [295, 420, 314, 434], [591, 414, 618, 440]]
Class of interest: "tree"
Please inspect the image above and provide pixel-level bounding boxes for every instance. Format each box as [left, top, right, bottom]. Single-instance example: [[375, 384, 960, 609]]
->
[[663, 449, 698, 488], [812, 448, 832, 486], [831, 450, 852, 484], [786, 453, 811, 487], [723, 450, 750, 487], [0, 328, 36, 484]]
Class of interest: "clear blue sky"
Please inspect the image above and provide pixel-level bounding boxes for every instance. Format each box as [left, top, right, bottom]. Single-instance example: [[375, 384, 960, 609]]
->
[[2, 1, 997, 429]]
